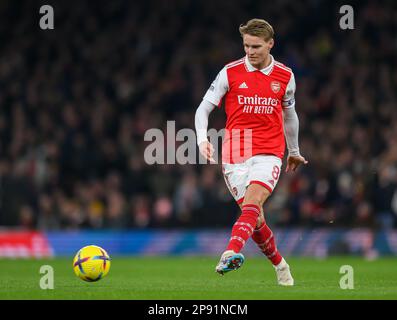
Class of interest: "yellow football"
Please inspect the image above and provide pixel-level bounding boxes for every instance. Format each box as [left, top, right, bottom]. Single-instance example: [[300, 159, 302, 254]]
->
[[73, 245, 111, 282]]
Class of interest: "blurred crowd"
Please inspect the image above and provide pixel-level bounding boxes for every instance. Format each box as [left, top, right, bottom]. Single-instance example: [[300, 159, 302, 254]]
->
[[0, 0, 396, 230]]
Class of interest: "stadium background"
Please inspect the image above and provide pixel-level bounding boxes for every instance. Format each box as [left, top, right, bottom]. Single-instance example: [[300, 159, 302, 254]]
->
[[0, 0, 396, 259]]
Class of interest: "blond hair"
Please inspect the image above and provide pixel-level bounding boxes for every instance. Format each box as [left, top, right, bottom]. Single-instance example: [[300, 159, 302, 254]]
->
[[239, 18, 274, 41]]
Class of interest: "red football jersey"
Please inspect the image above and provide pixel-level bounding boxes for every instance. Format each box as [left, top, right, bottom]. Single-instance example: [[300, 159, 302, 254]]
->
[[204, 55, 295, 164]]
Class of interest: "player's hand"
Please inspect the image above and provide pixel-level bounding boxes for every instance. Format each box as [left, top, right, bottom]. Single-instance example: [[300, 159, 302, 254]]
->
[[286, 155, 308, 172], [199, 141, 216, 163]]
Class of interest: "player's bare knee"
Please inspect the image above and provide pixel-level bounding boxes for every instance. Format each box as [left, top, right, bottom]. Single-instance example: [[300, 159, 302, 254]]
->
[[242, 196, 261, 208], [244, 185, 270, 207]]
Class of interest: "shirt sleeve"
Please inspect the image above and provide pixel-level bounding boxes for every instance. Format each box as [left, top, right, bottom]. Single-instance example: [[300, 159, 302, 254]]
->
[[194, 99, 216, 146], [282, 72, 296, 109], [282, 106, 300, 156], [203, 66, 229, 107]]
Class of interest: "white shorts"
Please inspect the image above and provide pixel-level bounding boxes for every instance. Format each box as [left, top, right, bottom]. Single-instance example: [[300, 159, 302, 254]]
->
[[222, 155, 282, 204]]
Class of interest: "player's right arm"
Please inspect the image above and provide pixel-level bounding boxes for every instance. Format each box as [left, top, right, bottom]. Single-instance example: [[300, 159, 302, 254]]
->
[[195, 67, 229, 163]]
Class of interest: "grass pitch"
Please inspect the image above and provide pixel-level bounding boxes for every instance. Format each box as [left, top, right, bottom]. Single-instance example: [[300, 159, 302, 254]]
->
[[0, 256, 396, 300]]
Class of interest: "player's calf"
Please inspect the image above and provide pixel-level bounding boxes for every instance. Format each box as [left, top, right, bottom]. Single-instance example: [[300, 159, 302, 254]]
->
[[251, 220, 282, 266], [225, 204, 260, 253]]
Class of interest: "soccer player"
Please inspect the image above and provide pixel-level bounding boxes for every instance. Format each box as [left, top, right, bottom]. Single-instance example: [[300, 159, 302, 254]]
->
[[194, 19, 307, 286]]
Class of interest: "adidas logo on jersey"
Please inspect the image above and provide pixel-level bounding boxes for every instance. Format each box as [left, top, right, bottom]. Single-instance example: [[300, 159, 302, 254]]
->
[[239, 82, 248, 89]]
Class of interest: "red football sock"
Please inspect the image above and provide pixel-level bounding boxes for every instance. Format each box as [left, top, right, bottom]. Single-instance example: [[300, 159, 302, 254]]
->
[[226, 204, 260, 253], [251, 220, 283, 266]]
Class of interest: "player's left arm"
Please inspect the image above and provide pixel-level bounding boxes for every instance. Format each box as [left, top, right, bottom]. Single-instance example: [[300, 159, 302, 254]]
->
[[282, 72, 308, 173]]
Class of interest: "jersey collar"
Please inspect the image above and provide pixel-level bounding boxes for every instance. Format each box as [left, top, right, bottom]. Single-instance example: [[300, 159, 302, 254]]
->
[[244, 54, 274, 75]]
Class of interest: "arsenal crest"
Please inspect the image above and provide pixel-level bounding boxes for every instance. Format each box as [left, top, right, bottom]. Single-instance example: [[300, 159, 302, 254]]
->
[[270, 81, 281, 93]]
